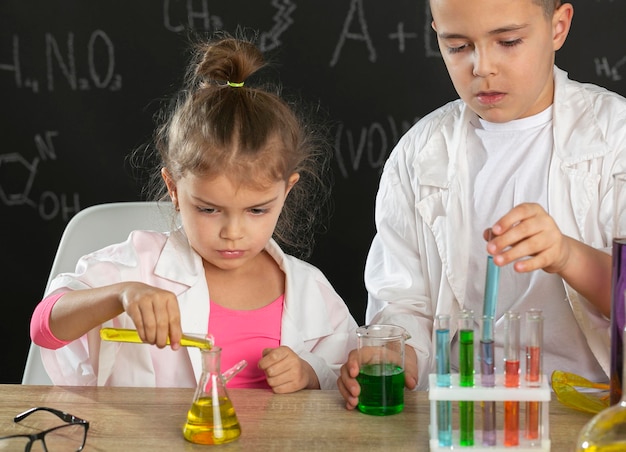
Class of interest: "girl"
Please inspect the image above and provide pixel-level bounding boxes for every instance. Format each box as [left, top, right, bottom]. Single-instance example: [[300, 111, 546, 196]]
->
[[31, 35, 358, 392]]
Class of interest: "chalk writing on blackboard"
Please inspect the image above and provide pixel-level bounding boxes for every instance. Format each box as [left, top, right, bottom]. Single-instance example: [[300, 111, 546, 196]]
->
[[595, 56, 626, 82], [259, 0, 296, 52], [162, 0, 224, 33], [0, 131, 81, 220], [0, 31, 122, 93], [331, 0, 439, 67], [162, 0, 297, 47], [423, 3, 440, 58], [334, 115, 420, 178], [388, 22, 418, 54], [330, 0, 376, 67]]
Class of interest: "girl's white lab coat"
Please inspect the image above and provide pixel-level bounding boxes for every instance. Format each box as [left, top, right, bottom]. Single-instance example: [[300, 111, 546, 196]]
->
[[41, 228, 358, 389], [365, 67, 626, 389]]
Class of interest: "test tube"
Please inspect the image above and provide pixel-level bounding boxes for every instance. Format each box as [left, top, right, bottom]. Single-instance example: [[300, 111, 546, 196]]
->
[[504, 311, 521, 447], [458, 309, 475, 447], [482, 230, 500, 320], [435, 314, 452, 447], [480, 315, 496, 446], [525, 309, 544, 441]]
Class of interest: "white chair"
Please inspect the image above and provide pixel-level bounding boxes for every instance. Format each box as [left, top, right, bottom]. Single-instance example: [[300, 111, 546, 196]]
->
[[22, 201, 176, 384]]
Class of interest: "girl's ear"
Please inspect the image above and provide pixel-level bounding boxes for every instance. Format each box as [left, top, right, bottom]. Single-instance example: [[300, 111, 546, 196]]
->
[[552, 2, 573, 52], [161, 168, 179, 209], [285, 173, 300, 195]]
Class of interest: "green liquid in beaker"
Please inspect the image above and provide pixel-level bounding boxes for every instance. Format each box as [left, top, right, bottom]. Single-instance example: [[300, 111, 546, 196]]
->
[[357, 363, 405, 415]]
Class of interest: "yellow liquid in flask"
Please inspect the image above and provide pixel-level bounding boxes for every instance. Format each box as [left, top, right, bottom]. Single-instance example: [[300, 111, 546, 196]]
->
[[183, 396, 241, 445]]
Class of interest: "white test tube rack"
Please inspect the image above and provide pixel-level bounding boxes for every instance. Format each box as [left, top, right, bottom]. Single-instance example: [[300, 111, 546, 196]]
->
[[428, 373, 551, 451]]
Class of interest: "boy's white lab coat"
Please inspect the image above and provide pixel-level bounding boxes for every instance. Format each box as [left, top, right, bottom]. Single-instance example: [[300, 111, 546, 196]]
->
[[365, 66, 626, 389], [41, 228, 357, 389]]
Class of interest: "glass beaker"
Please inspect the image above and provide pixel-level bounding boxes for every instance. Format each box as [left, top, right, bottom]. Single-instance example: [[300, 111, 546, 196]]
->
[[356, 324, 410, 415], [183, 347, 247, 445], [610, 172, 626, 405]]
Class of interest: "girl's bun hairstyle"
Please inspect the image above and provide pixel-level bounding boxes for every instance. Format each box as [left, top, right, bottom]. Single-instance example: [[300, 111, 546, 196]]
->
[[137, 32, 333, 259]]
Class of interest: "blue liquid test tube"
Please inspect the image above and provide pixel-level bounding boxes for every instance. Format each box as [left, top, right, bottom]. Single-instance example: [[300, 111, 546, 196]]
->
[[480, 315, 496, 446], [483, 254, 500, 319], [458, 309, 475, 447], [435, 314, 452, 447]]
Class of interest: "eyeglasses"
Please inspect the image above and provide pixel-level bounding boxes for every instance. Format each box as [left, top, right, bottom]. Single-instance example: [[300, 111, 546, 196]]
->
[[0, 406, 89, 451], [551, 370, 610, 414]]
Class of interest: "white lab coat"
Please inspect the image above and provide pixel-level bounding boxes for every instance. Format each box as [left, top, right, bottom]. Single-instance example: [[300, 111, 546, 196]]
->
[[41, 228, 358, 389], [365, 66, 626, 389]]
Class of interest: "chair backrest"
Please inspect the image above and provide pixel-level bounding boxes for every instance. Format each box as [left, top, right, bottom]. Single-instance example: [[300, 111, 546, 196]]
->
[[22, 201, 176, 385]]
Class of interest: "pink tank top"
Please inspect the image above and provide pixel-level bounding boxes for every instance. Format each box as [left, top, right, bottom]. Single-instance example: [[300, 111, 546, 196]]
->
[[209, 295, 284, 389]]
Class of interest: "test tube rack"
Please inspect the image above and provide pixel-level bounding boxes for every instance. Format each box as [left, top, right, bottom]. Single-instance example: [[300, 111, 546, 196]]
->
[[428, 373, 551, 451]]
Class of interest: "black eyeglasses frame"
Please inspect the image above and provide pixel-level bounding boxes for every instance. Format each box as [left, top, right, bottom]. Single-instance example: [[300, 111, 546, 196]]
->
[[0, 406, 89, 452]]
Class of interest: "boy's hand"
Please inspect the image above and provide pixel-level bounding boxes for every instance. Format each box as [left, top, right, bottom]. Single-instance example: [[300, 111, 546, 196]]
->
[[488, 203, 569, 274], [338, 346, 418, 410], [258, 346, 319, 393], [119, 282, 183, 350], [488, 202, 612, 316], [337, 349, 361, 410]]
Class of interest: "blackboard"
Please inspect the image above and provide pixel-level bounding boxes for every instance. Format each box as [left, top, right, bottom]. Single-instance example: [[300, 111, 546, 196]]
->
[[2, 0, 625, 384]]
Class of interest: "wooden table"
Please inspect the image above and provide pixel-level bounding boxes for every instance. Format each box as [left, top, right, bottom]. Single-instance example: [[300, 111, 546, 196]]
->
[[0, 384, 591, 451]]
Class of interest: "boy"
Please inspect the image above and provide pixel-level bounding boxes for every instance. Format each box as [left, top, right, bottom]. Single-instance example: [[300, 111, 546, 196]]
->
[[339, 0, 626, 407]]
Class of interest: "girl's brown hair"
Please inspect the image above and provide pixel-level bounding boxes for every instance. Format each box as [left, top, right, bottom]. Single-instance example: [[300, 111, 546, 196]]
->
[[142, 33, 332, 259]]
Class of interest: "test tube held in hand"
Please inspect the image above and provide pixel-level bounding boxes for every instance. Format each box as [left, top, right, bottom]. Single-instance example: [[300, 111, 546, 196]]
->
[[482, 229, 501, 320], [435, 314, 452, 447], [525, 309, 544, 441], [504, 311, 521, 447], [480, 315, 496, 446], [458, 309, 475, 447]]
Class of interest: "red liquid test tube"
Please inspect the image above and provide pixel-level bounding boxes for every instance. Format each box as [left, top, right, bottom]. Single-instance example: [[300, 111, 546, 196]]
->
[[525, 309, 543, 441], [504, 311, 520, 447]]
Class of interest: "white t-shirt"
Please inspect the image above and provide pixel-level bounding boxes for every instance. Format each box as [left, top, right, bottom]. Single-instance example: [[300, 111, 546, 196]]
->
[[452, 106, 606, 382]]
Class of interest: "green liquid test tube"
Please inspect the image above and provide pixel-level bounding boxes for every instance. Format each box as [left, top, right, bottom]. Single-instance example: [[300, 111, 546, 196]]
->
[[458, 309, 475, 446]]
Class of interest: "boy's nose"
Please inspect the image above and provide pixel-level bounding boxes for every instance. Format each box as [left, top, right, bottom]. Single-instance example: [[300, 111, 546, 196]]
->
[[472, 49, 497, 77]]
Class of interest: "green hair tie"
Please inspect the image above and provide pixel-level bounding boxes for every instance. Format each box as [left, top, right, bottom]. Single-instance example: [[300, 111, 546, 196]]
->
[[226, 81, 244, 88]]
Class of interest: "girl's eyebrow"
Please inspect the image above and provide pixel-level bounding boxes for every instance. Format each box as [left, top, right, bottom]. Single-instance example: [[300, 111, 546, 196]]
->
[[191, 194, 280, 209]]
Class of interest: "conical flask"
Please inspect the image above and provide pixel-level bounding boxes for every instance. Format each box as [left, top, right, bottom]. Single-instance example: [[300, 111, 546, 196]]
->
[[183, 347, 246, 445]]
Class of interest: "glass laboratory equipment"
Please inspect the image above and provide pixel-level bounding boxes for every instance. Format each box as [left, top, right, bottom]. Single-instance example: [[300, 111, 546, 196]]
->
[[576, 328, 626, 451], [611, 172, 626, 405], [356, 324, 409, 415], [458, 309, 475, 446], [183, 347, 246, 445], [436, 314, 452, 447]]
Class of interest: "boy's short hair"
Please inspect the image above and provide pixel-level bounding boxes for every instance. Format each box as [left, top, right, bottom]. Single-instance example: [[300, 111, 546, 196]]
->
[[533, 0, 561, 17]]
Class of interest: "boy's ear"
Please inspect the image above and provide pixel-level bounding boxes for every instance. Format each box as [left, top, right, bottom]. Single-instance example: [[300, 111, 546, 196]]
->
[[552, 3, 574, 51]]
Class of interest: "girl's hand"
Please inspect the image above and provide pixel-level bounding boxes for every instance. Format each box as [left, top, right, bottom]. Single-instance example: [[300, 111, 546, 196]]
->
[[487, 203, 570, 274], [118, 282, 183, 349], [258, 346, 320, 393]]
